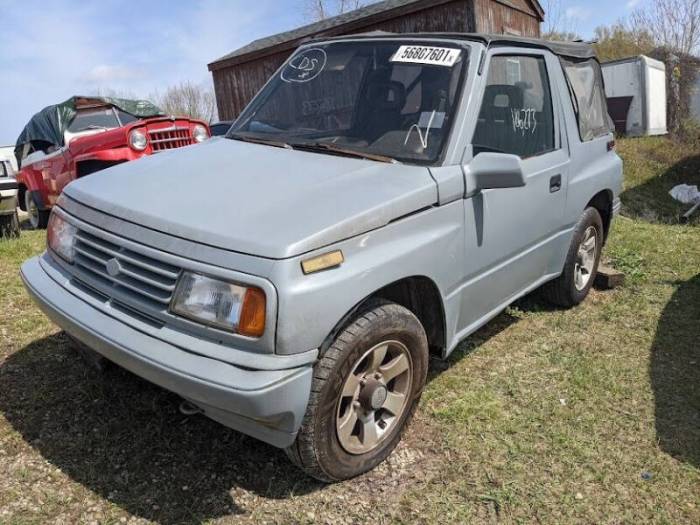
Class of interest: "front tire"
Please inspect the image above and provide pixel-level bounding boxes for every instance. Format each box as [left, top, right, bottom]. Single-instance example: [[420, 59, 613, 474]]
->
[[286, 301, 428, 482], [542, 207, 603, 307], [25, 191, 49, 230], [0, 211, 20, 239]]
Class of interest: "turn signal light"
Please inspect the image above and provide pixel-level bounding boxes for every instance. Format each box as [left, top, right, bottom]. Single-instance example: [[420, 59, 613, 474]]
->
[[239, 287, 266, 337], [301, 250, 344, 274]]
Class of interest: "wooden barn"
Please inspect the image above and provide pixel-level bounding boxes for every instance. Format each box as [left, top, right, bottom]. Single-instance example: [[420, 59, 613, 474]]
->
[[208, 0, 545, 120]]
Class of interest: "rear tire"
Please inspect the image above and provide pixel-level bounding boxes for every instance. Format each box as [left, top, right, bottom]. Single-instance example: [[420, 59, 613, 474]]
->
[[0, 211, 20, 239], [25, 191, 49, 230], [286, 301, 429, 482], [542, 207, 603, 307]]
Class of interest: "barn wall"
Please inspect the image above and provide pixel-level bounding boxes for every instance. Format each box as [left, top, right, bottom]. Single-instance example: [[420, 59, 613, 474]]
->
[[474, 0, 540, 36], [213, 52, 289, 122], [213, 0, 541, 120]]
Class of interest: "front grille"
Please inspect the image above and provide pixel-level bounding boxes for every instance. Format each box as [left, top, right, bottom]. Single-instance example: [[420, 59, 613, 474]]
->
[[148, 126, 194, 152], [71, 229, 181, 311]]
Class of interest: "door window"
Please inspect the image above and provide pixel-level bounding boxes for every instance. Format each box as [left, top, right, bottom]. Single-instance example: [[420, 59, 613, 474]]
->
[[561, 58, 612, 141], [473, 55, 555, 158]]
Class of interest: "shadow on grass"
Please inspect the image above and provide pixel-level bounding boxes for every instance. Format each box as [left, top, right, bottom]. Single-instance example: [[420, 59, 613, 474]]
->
[[428, 291, 557, 379], [0, 333, 323, 524], [620, 153, 700, 225], [0, 289, 565, 522], [650, 273, 700, 468]]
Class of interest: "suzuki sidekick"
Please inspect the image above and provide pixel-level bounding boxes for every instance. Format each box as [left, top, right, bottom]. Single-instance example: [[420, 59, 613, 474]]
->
[[21, 34, 622, 481]]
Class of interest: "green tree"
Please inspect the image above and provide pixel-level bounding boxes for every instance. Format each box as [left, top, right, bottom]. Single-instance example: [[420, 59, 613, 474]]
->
[[542, 30, 581, 43], [592, 23, 655, 62]]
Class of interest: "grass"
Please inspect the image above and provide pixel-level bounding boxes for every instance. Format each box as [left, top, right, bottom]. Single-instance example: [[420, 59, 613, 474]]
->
[[0, 137, 699, 524], [617, 136, 700, 225]]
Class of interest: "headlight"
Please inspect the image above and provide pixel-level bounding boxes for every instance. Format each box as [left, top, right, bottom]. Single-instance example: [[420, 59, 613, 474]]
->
[[47, 213, 77, 263], [170, 272, 266, 337], [128, 129, 147, 151], [192, 125, 209, 143]]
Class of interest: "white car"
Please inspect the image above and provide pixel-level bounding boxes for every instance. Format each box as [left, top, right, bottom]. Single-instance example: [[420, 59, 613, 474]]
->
[[0, 159, 20, 238]]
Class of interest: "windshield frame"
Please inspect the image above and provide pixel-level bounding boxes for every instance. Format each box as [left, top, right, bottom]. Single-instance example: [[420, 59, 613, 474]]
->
[[67, 106, 141, 133], [228, 37, 471, 167]]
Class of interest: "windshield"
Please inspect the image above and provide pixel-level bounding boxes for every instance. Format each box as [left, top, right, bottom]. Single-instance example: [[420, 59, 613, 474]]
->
[[229, 40, 468, 164], [67, 107, 139, 132]]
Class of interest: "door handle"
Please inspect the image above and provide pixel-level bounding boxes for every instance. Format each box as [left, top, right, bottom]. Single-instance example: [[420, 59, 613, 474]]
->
[[549, 175, 562, 193]]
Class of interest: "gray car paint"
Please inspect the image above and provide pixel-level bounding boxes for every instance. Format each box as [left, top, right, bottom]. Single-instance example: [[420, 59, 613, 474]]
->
[[21, 36, 623, 447], [64, 138, 438, 259]]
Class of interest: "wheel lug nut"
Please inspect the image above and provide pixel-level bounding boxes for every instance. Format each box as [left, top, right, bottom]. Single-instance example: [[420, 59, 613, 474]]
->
[[353, 401, 361, 409], [360, 379, 367, 386], [374, 373, 382, 380]]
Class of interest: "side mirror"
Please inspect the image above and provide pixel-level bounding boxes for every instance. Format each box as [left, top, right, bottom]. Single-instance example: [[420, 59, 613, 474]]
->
[[465, 152, 526, 191]]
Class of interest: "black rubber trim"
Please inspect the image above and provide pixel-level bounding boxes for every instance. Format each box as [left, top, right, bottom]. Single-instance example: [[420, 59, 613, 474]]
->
[[0, 180, 18, 191]]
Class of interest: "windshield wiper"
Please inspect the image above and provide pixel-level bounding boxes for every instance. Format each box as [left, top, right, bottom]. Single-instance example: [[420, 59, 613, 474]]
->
[[291, 141, 397, 163], [227, 133, 292, 149], [74, 125, 109, 132]]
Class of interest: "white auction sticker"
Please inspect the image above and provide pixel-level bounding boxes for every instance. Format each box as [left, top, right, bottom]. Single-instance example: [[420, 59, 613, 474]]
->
[[391, 45, 462, 67]]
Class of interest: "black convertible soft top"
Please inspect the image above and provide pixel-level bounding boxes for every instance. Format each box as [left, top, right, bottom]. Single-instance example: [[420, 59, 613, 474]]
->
[[311, 32, 596, 60], [15, 96, 164, 163]]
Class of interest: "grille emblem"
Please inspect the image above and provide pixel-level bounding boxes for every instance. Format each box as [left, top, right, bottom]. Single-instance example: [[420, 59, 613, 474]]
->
[[106, 258, 122, 277]]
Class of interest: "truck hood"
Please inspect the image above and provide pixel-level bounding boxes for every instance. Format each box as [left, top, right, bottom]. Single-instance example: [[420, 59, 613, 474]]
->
[[64, 137, 438, 259]]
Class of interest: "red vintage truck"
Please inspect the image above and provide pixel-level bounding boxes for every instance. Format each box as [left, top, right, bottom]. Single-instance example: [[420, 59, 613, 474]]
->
[[15, 96, 209, 229]]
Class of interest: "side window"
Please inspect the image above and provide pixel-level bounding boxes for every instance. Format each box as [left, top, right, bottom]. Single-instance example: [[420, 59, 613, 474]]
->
[[561, 58, 611, 141], [0, 162, 6, 177], [473, 55, 555, 159]]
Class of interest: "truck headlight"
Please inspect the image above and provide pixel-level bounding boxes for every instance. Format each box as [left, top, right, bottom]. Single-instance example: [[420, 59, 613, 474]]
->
[[47, 213, 77, 263], [129, 129, 148, 151], [192, 125, 209, 143], [170, 272, 266, 337]]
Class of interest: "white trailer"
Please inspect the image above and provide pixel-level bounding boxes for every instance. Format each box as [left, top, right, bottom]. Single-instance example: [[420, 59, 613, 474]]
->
[[602, 55, 667, 136]]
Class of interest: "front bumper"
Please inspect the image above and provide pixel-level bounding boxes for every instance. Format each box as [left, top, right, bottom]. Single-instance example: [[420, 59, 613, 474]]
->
[[20, 255, 313, 448], [0, 179, 18, 214]]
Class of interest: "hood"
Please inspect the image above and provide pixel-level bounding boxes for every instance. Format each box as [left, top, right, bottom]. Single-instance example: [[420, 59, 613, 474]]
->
[[64, 138, 438, 259]]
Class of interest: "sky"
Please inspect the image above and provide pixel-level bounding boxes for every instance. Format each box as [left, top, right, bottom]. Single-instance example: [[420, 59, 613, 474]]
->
[[0, 0, 650, 145]]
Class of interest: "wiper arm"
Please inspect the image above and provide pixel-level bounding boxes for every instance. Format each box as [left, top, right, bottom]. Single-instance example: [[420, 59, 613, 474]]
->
[[227, 133, 292, 149], [75, 125, 109, 132], [291, 141, 397, 163]]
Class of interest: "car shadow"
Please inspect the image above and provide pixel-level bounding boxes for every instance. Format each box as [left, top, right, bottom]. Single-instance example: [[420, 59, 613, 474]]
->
[[427, 291, 558, 379], [650, 274, 700, 468], [0, 290, 568, 522], [620, 153, 700, 224], [0, 332, 324, 524]]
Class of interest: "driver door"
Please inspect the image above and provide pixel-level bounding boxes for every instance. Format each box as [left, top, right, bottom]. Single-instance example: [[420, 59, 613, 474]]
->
[[457, 50, 570, 334]]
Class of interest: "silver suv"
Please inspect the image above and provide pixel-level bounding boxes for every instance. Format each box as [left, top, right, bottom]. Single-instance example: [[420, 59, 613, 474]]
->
[[21, 34, 622, 481]]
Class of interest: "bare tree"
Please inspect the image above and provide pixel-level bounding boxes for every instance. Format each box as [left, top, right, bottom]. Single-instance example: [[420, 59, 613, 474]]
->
[[541, 0, 580, 41], [303, 0, 367, 21], [151, 82, 217, 123], [630, 0, 700, 54]]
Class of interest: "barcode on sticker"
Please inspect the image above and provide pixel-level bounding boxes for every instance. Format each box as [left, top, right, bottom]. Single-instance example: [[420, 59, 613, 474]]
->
[[391, 46, 461, 67]]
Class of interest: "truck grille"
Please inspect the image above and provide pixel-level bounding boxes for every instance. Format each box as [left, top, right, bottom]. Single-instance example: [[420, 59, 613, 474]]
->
[[71, 229, 181, 310], [148, 126, 194, 152]]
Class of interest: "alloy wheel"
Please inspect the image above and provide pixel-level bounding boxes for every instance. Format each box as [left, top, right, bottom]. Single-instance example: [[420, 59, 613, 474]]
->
[[336, 340, 413, 455], [574, 226, 597, 291]]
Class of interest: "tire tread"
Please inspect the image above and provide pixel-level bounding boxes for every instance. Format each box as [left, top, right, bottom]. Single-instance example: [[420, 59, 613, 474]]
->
[[285, 300, 422, 482]]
